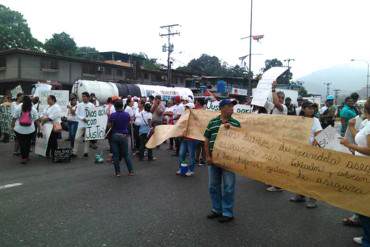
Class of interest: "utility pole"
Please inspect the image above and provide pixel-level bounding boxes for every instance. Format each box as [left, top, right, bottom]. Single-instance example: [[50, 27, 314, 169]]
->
[[323, 82, 331, 97], [284, 58, 295, 68], [333, 89, 341, 104], [160, 24, 180, 86]]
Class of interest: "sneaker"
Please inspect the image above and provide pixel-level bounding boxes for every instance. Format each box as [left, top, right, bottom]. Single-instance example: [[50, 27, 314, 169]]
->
[[176, 170, 181, 175], [290, 195, 306, 203], [185, 171, 194, 177], [83, 153, 88, 158], [207, 211, 222, 219], [266, 186, 283, 192], [128, 172, 135, 176], [20, 158, 27, 164], [353, 237, 363, 245], [306, 201, 317, 209], [218, 216, 234, 223]]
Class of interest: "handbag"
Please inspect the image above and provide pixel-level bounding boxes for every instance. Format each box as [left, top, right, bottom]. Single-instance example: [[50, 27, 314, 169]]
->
[[53, 122, 62, 133]]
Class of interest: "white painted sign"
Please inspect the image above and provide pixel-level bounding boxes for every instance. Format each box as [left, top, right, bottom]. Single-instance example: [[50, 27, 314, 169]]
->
[[206, 101, 252, 114], [230, 87, 248, 96], [251, 67, 288, 107], [85, 106, 108, 141], [315, 126, 338, 148], [38, 90, 69, 116], [34, 123, 53, 157], [10, 85, 23, 99]]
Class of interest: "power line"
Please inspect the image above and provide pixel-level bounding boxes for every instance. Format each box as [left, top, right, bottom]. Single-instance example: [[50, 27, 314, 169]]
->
[[160, 24, 180, 86]]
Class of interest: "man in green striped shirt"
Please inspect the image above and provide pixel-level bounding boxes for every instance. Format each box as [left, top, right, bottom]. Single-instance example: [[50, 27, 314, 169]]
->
[[204, 99, 240, 223]]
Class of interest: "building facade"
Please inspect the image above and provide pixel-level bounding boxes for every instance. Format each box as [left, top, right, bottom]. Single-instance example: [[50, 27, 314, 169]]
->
[[0, 49, 192, 94]]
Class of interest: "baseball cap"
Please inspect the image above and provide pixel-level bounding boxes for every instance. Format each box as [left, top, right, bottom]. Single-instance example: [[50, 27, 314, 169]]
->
[[219, 99, 237, 108], [174, 95, 181, 103], [326, 95, 334, 100]]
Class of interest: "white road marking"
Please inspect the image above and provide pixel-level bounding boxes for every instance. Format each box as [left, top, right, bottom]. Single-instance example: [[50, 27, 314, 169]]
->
[[0, 183, 23, 190]]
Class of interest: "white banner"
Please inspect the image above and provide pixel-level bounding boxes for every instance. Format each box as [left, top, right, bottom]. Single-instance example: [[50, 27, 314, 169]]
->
[[206, 101, 252, 114], [34, 123, 53, 157], [251, 67, 288, 107], [85, 106, 108, 141], [38, 90, 69, 116]]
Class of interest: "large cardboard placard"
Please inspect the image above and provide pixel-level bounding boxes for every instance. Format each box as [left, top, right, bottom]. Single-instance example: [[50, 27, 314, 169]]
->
[[147, 109, 370, 217], [84, 106, 108, 141]]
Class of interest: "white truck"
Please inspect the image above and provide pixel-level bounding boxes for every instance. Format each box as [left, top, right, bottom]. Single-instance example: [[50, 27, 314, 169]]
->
[[72, 80, 194, 102]]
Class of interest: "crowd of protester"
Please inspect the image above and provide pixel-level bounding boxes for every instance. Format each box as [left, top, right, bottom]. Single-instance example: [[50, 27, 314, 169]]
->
[[0, 87, 369, 246]]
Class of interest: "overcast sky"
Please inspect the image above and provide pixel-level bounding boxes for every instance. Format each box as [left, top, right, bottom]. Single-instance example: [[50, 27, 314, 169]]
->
[[2, 0, 370, 79]]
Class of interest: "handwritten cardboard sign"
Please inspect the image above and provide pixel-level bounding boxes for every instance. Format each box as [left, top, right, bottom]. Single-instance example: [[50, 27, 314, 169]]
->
[[147, 109, 370, 217], [84, 106, 108, 141], [39, 90, 69, 116]]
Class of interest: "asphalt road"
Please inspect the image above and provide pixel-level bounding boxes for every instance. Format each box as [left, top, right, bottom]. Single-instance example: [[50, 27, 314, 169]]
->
[[0, 139, 362, 247]]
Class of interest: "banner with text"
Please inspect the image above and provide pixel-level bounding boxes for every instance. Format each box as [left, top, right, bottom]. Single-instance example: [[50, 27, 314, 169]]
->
[[147, 109, 370, 217], [206, 101, 252, 114], [85, 106, 108, 141]]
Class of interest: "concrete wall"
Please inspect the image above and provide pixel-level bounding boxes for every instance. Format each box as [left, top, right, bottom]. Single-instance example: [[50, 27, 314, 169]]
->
[[0, 54, 18, 80]]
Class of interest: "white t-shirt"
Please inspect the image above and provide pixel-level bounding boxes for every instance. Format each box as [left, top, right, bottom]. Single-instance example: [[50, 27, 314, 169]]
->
[[139, 111, 152, 134], [76, 102, 95, 128], [43, 104, 62, 123], [265, 101, 288, 115], [172, 103, 185, 123], [125, 105, 134, 120], [13, 107, 39, 135], [354, 120, 370, 157], [11, 102, 21, 117], [134, 108, 143, 126], [310, 117, 323, 144], [296, 106, 302, 116], [320, 106, 328, 114]]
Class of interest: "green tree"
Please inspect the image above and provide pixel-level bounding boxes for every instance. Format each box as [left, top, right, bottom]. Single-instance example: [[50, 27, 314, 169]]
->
[[75, 46, 103, 60], [44, 32, 77, 56], [178, 54, 247, 77], [131, 52, 161, 70], [0, 4, 42, 50]]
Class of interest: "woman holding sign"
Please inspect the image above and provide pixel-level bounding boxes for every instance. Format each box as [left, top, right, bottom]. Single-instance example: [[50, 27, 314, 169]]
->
[[40, 95, 62, 158], [11, 96, 40, 164], [341, 98, 370, 246]]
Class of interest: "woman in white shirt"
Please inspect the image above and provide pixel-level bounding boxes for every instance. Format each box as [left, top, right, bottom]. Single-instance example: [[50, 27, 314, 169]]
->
[[133, 99, 144, 152], [341, 99, 370, 246], [67, 97, 78, 148], [40, 95, 62, 158], [139, 102, 153, 161], [11, 96, 40, 164], [290, 101, 323, 208]]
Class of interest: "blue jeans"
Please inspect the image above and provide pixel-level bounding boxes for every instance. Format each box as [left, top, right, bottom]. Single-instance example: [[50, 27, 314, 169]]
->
[[208, 165, 236, 217], [360, 215, 370, 247], [68, 121, 78, 147], [178, 139, 198, 172], [112, 133, 134, 174]]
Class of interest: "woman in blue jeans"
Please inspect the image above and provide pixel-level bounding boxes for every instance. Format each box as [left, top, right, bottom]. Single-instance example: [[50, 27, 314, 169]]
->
[[108, 100, 134, 177]]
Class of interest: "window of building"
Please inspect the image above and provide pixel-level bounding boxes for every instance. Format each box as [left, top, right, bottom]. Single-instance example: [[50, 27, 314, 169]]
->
[[82, 64, 97, 75], [0, 57, 6, 68], [105, 67, 112, 75], [144, 73, 149, 80], [116, 69, 123, 77], [41, 58, 58, 70]]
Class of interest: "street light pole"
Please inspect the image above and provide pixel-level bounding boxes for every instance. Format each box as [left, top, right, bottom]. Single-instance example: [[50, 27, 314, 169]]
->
[[351, 59, 369, 98], [248, 0, 253, 97]]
